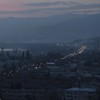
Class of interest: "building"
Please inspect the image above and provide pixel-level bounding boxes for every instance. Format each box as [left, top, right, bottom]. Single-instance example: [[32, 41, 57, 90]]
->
[[65, 87, 98, 100], [0, 89, 44, 100], [46, 62, 64, 77]]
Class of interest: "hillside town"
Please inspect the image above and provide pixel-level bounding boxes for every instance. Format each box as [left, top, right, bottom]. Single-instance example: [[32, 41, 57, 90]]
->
[[0, 38, 100, 100]]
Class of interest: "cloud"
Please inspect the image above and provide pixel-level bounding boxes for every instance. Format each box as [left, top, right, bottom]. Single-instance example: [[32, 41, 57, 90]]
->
[[25, 1, 66, 6], [0, 1, 100, 17], [70, 4, 100, 10], [27, 1, 81, 6], [1, 3, 100, 12]]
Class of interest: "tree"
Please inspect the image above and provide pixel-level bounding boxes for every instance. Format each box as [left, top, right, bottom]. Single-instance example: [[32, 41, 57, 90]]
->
[[25, 95, 37, 100], [25, 50, 31, 60], [48, 91, 61, 100]]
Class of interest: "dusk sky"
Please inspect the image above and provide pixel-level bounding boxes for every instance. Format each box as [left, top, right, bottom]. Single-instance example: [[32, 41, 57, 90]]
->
[[0, 0, 100, 18], [0, 0, 100, 43]]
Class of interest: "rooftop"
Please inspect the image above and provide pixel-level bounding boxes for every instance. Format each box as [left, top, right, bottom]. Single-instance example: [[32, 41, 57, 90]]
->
[[66, 88, 96, 92]]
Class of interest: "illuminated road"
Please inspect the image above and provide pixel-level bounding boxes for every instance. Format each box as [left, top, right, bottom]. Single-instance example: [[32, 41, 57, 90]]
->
[[61, 45, 87, 60]]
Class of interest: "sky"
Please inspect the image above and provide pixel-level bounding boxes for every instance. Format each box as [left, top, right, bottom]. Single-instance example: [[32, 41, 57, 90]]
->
[[0, 0, 100, 43], [0, 0, 100, 18]]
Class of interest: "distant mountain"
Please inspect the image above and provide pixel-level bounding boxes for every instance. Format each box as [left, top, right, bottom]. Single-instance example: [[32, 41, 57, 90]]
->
[[71, 36, 100, 50], [38, 14, 100, 42], [0, 14, 100, 43]]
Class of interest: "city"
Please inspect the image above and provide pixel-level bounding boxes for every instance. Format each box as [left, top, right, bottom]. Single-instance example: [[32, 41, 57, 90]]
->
[[0, 37, 100, 100], [0, 0, 100, 99]]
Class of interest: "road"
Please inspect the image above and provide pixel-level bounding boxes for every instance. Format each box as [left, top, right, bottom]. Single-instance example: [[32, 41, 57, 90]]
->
[[61, 45, 87, 60]]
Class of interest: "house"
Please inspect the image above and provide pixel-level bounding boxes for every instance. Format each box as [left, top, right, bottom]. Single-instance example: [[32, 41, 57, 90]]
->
[[65, 87, 98, 100]]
